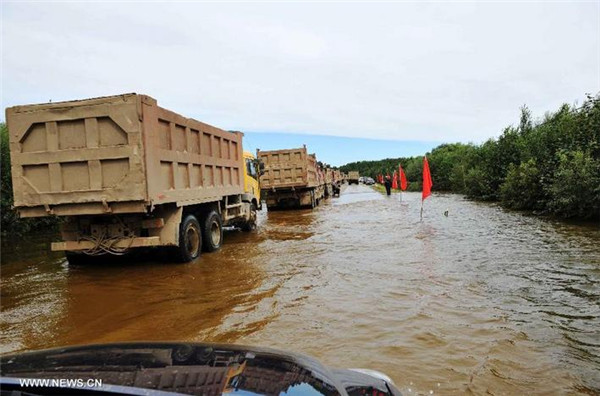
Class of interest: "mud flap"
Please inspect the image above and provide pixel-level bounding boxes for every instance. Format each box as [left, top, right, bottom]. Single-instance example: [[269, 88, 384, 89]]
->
[[149, 205, 183, 246]]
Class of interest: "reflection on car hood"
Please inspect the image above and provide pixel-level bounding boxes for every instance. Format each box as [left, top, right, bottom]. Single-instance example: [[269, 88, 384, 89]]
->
[[0, 342, 401, 396]]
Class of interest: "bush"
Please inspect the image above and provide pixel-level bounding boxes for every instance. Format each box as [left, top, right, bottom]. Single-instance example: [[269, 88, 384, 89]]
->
[[547, 150, 600, 219], [464, 166, 495, 201], [500, 159, 544, 211]]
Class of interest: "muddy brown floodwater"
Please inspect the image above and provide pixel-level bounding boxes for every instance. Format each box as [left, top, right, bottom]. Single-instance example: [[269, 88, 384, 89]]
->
[[1, 184, 599, 395]]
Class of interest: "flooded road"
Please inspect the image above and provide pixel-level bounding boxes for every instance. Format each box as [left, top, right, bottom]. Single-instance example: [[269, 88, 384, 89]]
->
[[1, 184, 599, 395]]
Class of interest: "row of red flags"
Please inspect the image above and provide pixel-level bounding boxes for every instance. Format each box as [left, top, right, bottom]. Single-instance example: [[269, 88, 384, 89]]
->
[[377, 157, 433, 201]]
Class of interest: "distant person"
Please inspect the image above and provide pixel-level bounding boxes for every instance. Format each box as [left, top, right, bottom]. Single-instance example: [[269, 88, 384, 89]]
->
[[384, 175, 392, 196]]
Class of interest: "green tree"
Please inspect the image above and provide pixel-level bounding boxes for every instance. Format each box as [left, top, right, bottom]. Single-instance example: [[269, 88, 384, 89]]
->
[[463, 166, 494, 200], [500, 159, 544, 210], [428, 143, 478, 192], [547, 150, 600, 219]]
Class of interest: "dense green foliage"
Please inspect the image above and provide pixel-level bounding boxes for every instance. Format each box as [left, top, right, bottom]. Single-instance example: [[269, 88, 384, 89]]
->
[[1, 123, 59, 235], [341, 95, 600, 220]]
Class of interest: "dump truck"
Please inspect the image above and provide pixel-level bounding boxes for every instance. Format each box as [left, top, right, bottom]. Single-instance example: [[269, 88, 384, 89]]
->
[[333, 169, 341, 181], [257, 146, 324, 209], [323, 167, 333, 198], [324, 167, 341, 197], [332, 169, 342, 197], [348, 171, 360, 184], [6, 93, 261, 264]]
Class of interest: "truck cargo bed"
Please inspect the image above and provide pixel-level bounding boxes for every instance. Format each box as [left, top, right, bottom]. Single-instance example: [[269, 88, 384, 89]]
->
[[6, 94, 244, 217], [257, 147, 319, 190]]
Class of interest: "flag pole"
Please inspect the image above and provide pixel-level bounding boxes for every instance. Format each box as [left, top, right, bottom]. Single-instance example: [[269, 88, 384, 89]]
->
[[420, 200, 423, 221]]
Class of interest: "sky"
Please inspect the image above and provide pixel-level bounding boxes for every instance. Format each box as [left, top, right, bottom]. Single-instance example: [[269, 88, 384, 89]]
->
[[243, 132, 438, 166], [1, 1, 599, 166]]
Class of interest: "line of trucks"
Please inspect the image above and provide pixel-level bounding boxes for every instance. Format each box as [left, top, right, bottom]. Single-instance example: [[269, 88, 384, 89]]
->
[[5, 93, 353, 264]]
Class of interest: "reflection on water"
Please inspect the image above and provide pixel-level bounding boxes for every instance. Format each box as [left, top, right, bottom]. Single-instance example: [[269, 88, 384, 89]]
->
[[1, 184, 599, 394], [0, 343, 342, 396]]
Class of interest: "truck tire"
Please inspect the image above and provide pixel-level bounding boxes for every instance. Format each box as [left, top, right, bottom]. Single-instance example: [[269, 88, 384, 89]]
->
[[201, 210, 223, 252], [174, 214, 202, 262], [241, 203, 257, 232]]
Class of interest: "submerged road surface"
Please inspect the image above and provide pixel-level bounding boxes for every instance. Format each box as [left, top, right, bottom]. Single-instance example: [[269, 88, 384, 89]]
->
[[1, 184, 599, 394]]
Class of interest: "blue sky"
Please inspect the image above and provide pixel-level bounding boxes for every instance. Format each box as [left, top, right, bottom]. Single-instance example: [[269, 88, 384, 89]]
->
[[243, 132, 441, 166]]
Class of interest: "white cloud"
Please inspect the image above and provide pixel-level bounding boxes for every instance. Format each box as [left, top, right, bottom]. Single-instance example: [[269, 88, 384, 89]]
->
[[2, 1, 598, 143]]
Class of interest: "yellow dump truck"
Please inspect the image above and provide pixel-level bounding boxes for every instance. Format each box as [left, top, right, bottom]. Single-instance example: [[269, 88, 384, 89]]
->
[[348, 171, 360, 185], [6, 93, 261, 263], [257, 146, 324, 209]]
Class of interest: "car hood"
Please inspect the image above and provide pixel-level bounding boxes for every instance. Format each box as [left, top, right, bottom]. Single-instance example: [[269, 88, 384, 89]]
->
[[0, 342, 400, 396]]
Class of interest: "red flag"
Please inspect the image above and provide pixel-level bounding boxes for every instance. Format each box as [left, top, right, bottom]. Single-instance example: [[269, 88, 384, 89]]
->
[[392, 171, 398, 189], [422, 156, 433, 200], [399, 165, 407, 191]]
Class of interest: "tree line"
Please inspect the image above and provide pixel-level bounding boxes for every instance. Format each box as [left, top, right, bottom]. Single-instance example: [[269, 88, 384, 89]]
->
[[340, 94, 600, 220]]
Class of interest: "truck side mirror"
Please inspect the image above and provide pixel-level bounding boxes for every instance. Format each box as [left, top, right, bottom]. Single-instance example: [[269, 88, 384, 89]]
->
[[258, 161, 265, 175]]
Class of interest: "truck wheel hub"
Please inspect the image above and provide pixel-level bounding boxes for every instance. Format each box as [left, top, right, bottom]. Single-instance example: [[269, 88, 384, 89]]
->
[[185, 225, 200, 256], [210, 222, 221, 245]]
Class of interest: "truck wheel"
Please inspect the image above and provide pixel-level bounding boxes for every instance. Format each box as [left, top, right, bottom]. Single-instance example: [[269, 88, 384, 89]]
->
[[174, 214, 202, 262], [310, 191, 316, 209], [201, 210, 223, 252], [241, 203, 257, 232]]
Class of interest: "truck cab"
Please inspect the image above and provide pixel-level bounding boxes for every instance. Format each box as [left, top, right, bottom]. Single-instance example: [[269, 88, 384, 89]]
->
[[243, 151, 261, 210]]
